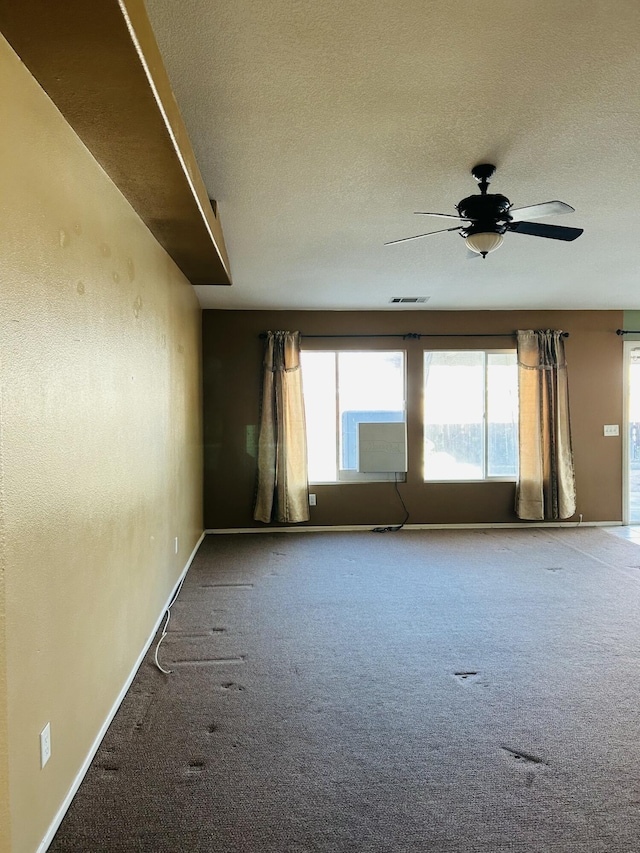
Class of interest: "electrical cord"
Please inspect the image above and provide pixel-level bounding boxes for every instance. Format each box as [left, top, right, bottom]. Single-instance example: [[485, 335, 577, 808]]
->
[[372, 472, 410, 533], [153, 573, 188, 675]]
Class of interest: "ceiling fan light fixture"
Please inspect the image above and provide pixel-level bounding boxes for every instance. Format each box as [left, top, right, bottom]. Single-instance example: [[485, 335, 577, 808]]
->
[[465, 231, 504, 258], [388, 166, 581, 255]]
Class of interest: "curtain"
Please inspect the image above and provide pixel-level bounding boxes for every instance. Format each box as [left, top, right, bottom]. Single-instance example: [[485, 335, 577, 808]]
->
[[254, 331, 310, 524], [516, 330, 576, 520]]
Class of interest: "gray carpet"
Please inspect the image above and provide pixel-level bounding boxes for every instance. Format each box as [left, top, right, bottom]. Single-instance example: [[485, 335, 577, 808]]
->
[[50, 528, 640, 852]]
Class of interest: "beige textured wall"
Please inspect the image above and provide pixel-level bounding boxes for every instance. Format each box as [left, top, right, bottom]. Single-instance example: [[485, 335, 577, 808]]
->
[[0, 35, 203, 853], [0, 497, 9, 853]]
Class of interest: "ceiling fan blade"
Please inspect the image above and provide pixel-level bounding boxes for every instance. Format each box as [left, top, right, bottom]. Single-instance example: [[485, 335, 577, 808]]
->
[[509, 201, 575, 222], [509, 221, 583, 241], [413, 211, 472, 220], [384, 226, 462, 245]]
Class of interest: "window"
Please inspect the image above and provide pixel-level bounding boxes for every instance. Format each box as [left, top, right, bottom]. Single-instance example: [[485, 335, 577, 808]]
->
[[301, 350, 406, 483], [423, 350, 518, 481]]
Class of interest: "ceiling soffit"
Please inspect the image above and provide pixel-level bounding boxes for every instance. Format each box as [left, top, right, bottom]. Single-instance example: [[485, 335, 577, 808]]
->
[[0, 0, 231, 286]]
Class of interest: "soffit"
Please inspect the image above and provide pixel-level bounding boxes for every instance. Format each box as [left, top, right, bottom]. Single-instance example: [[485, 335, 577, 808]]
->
[[0, 0, 231, 286]]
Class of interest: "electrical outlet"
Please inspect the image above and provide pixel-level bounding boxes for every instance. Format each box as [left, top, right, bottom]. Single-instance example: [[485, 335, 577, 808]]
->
[[309, 494, 317, 506], [40, 722, 51, 768], [245, 424, 258, 458], [174, 536, 179, 554], [604, 424, 619, 437]]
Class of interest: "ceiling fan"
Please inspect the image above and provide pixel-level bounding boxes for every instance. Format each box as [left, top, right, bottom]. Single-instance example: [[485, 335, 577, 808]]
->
[[386, 164, 583, 258]]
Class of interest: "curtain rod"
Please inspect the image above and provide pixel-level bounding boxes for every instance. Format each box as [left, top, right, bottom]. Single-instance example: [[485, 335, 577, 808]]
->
[[258, 331, 569, 340], [616, 329, 640, 336]]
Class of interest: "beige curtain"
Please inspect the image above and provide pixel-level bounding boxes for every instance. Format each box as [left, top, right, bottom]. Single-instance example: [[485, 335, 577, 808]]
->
[[516, 330, 576, 520], [254, 331, 310, 524]]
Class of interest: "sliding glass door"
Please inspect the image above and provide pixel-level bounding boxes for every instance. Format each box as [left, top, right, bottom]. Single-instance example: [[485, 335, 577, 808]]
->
[[625, 342, 640, 524]]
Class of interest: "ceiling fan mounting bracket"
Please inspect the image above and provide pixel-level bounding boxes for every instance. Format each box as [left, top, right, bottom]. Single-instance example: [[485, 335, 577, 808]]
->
[[471, 163, 496, 194]]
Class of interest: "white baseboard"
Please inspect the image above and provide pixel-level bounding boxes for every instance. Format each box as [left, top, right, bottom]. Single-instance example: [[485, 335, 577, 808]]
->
[[36, 531, 205, 853], [205, 521, 623, 534]]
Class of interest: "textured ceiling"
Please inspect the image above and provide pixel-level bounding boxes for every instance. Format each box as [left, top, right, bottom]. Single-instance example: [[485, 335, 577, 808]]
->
[[144, 0, 640, 311]]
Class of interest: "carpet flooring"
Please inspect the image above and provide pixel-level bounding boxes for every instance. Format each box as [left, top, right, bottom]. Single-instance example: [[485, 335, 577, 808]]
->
[[50, 528, 640, 852]]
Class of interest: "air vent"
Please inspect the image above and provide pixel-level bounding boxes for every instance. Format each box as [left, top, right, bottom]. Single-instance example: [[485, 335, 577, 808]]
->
[[389, 297, 430, 304]]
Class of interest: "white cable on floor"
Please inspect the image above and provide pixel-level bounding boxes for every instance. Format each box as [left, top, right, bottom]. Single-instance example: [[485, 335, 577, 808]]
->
[[153, 573, 187, 675]]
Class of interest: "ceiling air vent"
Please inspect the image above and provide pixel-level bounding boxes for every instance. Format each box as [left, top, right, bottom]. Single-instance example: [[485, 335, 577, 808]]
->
[[389, 297, 430, 304]]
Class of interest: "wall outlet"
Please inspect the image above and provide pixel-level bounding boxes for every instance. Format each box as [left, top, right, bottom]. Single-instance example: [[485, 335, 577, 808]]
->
[[174, 536, 179, 554], [604, 424, 619, 437], [245, 424, 258, 458], [40, 722, 51, 768], [308, 494, 317, 506]]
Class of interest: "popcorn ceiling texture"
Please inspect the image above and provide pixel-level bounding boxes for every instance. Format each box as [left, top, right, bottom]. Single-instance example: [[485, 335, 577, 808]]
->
[[144, 0, 640, 310]]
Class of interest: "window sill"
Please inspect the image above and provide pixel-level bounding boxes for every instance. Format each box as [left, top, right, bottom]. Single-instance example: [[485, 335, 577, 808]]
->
[[423, 478, 517, 484], [309, 473, 407, 485]]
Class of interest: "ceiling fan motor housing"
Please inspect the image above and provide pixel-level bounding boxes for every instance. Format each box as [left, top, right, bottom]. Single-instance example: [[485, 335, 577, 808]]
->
[[457, 193, 512, 236]]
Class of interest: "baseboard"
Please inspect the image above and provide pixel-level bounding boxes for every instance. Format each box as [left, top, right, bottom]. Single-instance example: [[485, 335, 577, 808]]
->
[[206, 521, 623, 534], [36, 531, 205, 853]]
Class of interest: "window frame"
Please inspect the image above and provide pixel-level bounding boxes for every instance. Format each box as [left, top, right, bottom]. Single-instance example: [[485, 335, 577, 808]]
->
[[301, 348, 408, 485], [422, 348, 519, 484]]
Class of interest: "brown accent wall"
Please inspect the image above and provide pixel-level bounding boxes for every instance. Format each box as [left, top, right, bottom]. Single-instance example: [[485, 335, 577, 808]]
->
[[203, 309, 623, 529]]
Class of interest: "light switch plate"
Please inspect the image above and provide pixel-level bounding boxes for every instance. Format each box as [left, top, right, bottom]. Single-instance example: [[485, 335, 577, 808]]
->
[[604, 424, 619, 436]]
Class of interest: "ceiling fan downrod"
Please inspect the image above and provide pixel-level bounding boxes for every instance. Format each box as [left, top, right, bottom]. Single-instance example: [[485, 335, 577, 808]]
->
[[471, 163, 496, 195]]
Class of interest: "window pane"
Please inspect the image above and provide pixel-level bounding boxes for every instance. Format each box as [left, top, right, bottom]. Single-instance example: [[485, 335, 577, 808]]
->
[[629, 350, 640, 522], [301, 351, 337, 482], [338, 352, 405, 470], [424, 351, 484, 480], [487, 353, 518, 477]]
